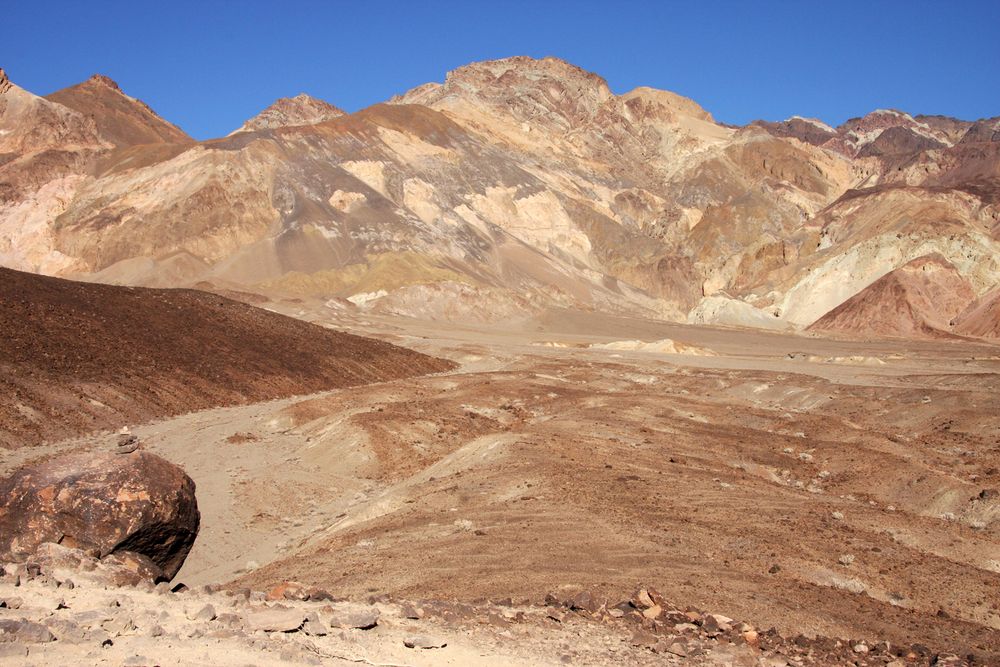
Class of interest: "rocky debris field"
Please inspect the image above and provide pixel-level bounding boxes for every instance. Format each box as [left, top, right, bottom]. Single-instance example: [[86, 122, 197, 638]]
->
[[0, 555, 977, 666]]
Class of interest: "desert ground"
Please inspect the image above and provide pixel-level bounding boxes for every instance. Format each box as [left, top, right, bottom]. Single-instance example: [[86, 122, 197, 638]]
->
[[3, 41, 999, 667], [5, 304, 998, 665]]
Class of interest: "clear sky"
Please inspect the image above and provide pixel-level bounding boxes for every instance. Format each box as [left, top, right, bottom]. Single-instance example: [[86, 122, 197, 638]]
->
[[4, 0, 998, 140]]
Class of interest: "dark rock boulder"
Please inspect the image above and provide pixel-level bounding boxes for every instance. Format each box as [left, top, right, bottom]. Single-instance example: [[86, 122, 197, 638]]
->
[[0, 450, 199, 580]]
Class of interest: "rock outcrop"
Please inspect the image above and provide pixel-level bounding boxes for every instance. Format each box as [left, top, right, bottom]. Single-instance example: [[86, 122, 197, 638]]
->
[[0, 448, 199, 580]]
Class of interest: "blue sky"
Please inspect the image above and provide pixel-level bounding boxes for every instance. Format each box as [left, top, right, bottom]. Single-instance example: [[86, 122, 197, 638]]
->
[[4, 0, 998, 139]]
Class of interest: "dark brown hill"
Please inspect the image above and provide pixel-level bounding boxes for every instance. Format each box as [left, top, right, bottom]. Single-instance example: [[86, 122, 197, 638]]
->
[[0, 268, 454, 447]]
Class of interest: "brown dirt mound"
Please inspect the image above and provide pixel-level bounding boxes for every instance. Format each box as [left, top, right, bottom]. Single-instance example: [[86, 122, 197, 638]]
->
[[807, 254, 975, 339], [0, 267, 454, 447]]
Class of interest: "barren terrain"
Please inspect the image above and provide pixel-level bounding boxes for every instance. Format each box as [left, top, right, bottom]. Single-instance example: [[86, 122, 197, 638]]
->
[[2, 52, 999, 665], [6, 305, 999, 663]]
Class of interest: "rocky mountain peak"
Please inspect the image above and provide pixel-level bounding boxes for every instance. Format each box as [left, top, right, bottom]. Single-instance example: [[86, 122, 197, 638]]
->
[[85, 73, 121, 91], [43, 74, 191, 147], [393, 56, 616, 136], [233, 93, 345, 134], [446, 55, 611, 91], [0, 68, 11, 95]]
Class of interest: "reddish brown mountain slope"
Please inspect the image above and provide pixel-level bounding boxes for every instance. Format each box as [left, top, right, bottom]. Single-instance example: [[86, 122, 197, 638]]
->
[[46, 74, 191, 147], [807, 255, 975, 339], [952, 287, 1000, 339], [0, 268, 453, 447]]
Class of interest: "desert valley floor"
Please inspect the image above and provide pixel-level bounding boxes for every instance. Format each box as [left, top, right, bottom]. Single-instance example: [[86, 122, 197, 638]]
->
[[4, 303, 998, 665]]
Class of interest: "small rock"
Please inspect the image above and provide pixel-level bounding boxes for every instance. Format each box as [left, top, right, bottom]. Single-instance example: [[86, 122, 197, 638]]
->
[[45, 619, 86, 644], [838, 554, 855, 566], [1, 597, 23, 610], [631, 588, 655, 609], [569, 590, 599, 613], [545, 607, 566, 623], [266, 581, 309, 601], [229, 588, 251, 601], [701, 614, 722, 636], [665, 641, 688, 657], [707, 613, 733, 631], [245, 606, 306, 633], [853, 643, 869, 654], [327, 604, 379, 630], [306, 587, 334, 602], [404, 634, 447, 649], [401, 602, 424, 619], [831, 511, 844, 520], [71, 609, 113, 629], [302, 612, 328, 637], [116, 434, 140, 454], [872, 640, 891, 654], [102, 614, 137, 637], [189, 603, 216, 622], [641, 604, 662, 620], [0, 619, 56, 643], [630, 630, 658, 648], [216, 613, 242, 628]]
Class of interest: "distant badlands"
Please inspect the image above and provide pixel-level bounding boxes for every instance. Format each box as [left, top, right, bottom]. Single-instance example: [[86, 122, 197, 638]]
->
[[0, 57, 997, 339]]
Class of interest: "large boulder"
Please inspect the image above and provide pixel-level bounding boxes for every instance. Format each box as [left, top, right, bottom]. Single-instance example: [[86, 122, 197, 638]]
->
[[0, 449, 199, 580]]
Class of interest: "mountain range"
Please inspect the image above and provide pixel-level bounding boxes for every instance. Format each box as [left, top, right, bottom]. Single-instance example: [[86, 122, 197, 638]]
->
[[2, 57, 997, 338]]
